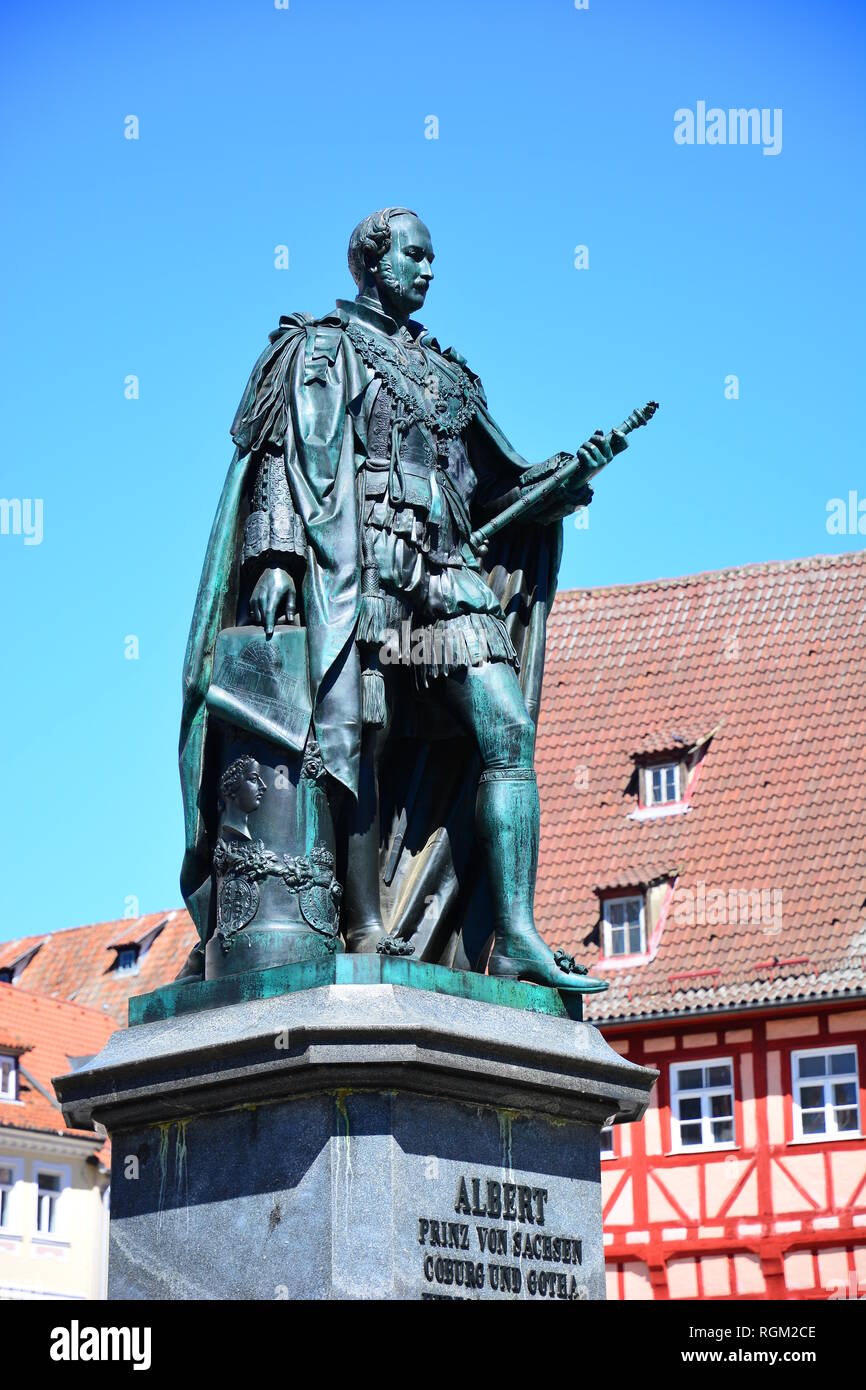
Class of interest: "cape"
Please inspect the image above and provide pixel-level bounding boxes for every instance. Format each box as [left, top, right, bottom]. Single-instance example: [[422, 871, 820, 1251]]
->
[[179, 306, 565, 964]]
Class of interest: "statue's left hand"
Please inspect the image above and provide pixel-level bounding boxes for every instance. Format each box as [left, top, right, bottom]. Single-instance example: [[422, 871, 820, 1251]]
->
[[249, 567, 295, 638]]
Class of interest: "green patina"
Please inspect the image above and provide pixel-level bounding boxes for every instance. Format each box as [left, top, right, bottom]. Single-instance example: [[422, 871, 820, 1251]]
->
[[334, 1089, 351, 1137], [174, 208, 651, 1000], [128, 954, 584, 1028], [155, 1119, 190, 1226], [497, 1108, 520, 1177]]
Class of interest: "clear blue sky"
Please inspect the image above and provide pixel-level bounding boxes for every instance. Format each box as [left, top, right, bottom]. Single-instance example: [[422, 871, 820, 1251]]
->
[[1, 0, 863, 939]]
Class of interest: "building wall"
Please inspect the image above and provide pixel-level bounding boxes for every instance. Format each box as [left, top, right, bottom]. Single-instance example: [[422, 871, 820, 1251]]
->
[[0, 1134, 108, 1300], [601, 1003, 866, 1300]]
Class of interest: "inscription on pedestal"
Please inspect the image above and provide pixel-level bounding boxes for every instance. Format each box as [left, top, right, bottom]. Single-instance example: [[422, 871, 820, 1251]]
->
[[416, 1172, 588, 1301]]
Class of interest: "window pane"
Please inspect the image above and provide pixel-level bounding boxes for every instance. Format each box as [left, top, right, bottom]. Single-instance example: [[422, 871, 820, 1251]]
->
[[679, 1122, 702, 1146], [39, 1174, 61, 1194], [707, 1065, 732, 1087], [0, 1166, 12, 1186], [797, 1055, 826, 1079], [609, 903, 626, 926], [711, 1119, 734, 1143], [835, 1108, 859, 1132], [710, 1093, 733, 1118], [801, 1110, 826, 1135], [38, 1194, 55, 1233], [799, 1085, 825, 1109], [610, 925, 625, 955], [628, 924, 643, 953], [677, 1068, 704, 1091], [679, 1097, 702, 1120], [651, 769, 662, 801], [0, 1190, 7, 1226], [833, 1082, 857, 1107], [665, 767, 677, 800], [600, 1127, 614, 1154], [830, 1052, 857, 1076]]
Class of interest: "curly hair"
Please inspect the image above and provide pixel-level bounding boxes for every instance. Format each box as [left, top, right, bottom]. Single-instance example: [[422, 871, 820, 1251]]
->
[[347, 207, 418, 289], [219, 755, 259, 805]]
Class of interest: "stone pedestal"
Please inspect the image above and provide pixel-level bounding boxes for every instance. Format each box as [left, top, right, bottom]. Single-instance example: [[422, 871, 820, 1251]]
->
[[55, 959, 656, 1302]]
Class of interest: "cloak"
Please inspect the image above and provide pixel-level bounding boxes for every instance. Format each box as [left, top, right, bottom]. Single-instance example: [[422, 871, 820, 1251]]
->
[[179, 308, 569, 966]]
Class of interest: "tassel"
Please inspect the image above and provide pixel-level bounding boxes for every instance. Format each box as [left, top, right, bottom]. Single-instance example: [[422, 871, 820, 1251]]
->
[[357, 561, 387, 644], [358, 595, 387, 645], [362, 667, 387, 728]]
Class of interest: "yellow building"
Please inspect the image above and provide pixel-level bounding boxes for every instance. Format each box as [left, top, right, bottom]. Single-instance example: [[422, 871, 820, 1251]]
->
[[0, 985, 113, 1299]]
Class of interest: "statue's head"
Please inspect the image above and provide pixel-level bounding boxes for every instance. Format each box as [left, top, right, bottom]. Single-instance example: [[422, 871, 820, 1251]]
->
[[219, 756, 266, 815], [348, 208, 434, 319]]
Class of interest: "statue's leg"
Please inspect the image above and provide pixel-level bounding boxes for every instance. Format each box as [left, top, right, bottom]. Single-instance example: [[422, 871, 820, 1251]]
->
[[342, 694, 392, 954], [438, 661, 594, 991]]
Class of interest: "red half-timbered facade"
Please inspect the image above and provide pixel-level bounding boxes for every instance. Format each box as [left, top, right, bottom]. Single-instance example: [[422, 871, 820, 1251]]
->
[[535, 550, 866, 1300], [599, 1004, 866, 1299]]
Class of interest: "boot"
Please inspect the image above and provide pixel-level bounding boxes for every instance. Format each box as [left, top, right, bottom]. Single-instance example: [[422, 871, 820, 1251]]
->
[[342, 744, 413, 956], [477, 768, 605, 993]]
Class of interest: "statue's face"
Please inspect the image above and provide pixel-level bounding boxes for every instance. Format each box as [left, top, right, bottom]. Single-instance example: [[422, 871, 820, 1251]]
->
[[235, 761, 266, 813], [375, 214, 434, 318]]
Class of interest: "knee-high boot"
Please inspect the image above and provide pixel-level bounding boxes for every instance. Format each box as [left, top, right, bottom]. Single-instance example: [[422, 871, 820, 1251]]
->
[[342, 734, 413, 957], [342, 744, 388, 953], [476, 768, 605, 993]]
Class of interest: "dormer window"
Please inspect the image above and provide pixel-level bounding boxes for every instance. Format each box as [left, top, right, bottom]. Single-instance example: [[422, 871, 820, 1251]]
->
[[0, 1054, 18, 1101], [602, 895, 646, 957], [0, 941, 44, 986], [647, 761, 680, 806], [115, 947, 138, 975], [107, 916, 169, 977], [630, 728, 717, 821]]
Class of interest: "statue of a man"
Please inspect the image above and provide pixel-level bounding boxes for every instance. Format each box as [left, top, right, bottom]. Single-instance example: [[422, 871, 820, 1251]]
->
[[180, 208, 610, 990]]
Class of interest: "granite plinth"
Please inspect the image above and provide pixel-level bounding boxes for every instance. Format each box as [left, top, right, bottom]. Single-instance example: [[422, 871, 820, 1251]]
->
[[55, 971, 656, 1301]]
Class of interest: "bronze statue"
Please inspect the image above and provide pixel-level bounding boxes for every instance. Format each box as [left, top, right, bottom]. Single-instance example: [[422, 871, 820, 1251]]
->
[[179, 208, 656, 990]]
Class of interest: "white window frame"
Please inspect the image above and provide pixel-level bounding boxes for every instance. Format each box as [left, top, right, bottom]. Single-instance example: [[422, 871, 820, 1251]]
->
[[644, 760, 681, 807], [0, 1054, 17, 1101], [34, 1164, 69, 1238], [600, 1122, 615, 1158], [670, 1057, 737, 1151], [0, 1157, 22, 1232], [792, 1045, 861, 1141], [602, 895, 646, 958]]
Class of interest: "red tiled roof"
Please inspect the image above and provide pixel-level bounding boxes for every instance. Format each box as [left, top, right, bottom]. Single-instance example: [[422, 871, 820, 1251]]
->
[[0, 912, 198, 1026], [535, 551, 866, 1021], [0, 985, 115, 1140]]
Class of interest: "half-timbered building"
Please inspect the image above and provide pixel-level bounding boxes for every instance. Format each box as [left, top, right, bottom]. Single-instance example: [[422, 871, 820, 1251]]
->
[[536, 551, 866, 1300]]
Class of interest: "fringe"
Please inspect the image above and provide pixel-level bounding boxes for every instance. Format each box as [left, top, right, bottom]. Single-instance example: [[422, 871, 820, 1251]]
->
[[362, 667, 387, 727], [357, 592, 388, 645], [409, 613, 519, 685]]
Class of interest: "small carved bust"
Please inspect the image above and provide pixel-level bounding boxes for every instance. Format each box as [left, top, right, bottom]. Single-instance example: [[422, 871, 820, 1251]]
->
[[218, 755, 265, 841]]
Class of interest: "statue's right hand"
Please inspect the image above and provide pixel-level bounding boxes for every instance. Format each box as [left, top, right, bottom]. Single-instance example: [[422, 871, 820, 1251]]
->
[[249, 567, 295, 638]]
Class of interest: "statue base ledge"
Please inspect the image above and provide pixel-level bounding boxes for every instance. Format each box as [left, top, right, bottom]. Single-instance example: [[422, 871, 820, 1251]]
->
[[54, 986, 656, 1301], [129, 952, 596, 1028]]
